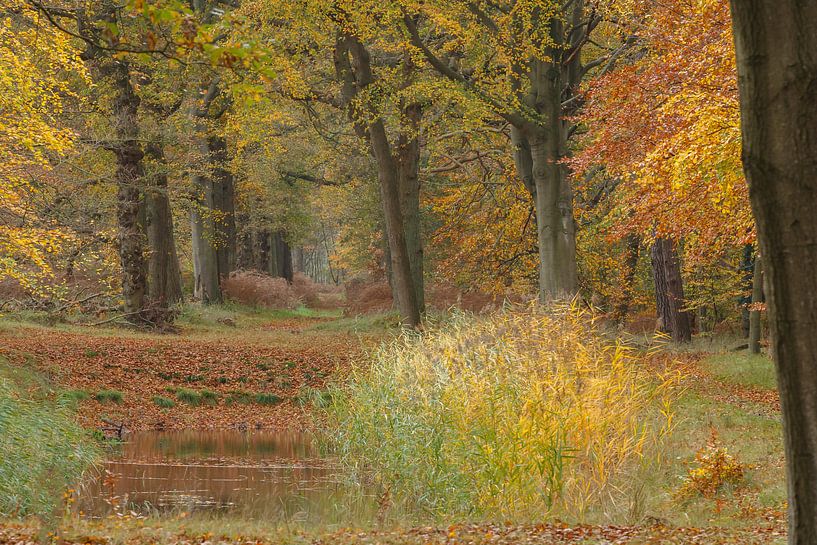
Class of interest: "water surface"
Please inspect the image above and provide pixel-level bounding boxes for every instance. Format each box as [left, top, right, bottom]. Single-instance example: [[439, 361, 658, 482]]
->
[[77, 430, 376, 524]]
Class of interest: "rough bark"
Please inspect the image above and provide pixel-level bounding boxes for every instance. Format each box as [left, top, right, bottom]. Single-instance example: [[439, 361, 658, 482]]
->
[[144, 142, 183, 305], [78, 5, 148, 320], [190, 166, 221, 303], [397, 102, 425, 313], [209, 135, 237, 276], [652, 238, 691, 342], [336, 34, 421, 326], [730, 4, 817, 542], [749, 255, 763, 355]]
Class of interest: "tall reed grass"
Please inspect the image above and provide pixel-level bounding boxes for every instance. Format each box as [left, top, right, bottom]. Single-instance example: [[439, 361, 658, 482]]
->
[[0, 360, 100, 518], [322, 305, 679, 521]]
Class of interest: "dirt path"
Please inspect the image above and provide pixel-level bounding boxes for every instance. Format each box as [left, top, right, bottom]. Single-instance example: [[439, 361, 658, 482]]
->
[[0, 318, 365, 431]]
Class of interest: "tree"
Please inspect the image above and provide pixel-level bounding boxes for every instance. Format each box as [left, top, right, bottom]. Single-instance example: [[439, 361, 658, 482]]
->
[[0, 2, 86, 291], [730, 3, 817, 543], [401, 0, 611, 300]]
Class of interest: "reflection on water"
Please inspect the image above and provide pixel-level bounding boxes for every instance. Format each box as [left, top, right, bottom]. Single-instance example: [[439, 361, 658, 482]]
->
[[77, 431, 376, 523]]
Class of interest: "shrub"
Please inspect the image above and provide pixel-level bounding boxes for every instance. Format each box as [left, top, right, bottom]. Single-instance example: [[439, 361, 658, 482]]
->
[[152, 395, 175, 408], [322, 305, 679, 520], [222, 270, 301, 309], [0, 362, 100, 518], [94, 390, 123, 404], [175, 388, 202, 406], [254, 392, 284, 405], [676, 433, 745, 500]]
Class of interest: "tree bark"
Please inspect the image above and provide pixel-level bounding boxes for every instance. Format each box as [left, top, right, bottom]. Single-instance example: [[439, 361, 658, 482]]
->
[[397, 102, 425, 313], [730, 7, 817, 540], [271, 231, 293, 282], [336, 34, 421, 327], [144, 142, 183, 305], [78, 5, 148, 320], [739, 244, 754, 338], [209, 135, 237, 276], [651, 238, 691, 342], [749, 255, 764, 355]]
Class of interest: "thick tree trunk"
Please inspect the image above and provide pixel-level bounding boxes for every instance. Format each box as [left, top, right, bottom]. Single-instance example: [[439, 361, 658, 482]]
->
[[749, 256, 764, 355], [190, 149, 221, 304], [340, 36, 421, 327], [271, 231, 293, 282], [145, 143, 183, 305], [208, 135, 237, 276], [397, 102, 425, 313], [731, 7, 817, 541], [370, 119, 421, 326], [651, 238, 691, 342], [651, 239, 671, 333], [528, 128, 577, 300], [77, 4, 149, 321]]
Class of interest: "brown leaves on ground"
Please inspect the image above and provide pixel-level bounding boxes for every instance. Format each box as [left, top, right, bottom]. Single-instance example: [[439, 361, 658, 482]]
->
[[0, 521, 787, 545], [653, 352, 780, 416], [0, 324, 357, 431]]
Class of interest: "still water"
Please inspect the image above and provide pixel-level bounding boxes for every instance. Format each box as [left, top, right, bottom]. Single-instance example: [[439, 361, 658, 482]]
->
[[76, 431, 377, 524]]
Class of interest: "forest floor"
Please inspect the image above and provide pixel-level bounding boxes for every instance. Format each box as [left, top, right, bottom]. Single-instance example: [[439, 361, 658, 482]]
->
[[0, 305, 393, 431], [0, 309, 788, 543]]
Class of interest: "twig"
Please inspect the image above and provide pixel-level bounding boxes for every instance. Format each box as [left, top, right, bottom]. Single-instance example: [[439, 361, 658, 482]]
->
[[55, 293, 103, 313], [89, 310, 146, 326]]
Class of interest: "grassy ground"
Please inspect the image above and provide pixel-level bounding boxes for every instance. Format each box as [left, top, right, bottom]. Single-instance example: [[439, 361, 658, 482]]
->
[[0, 308, 787, 543]]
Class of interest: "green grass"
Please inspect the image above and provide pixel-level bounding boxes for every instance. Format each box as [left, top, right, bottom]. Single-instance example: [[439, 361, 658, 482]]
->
[[704, 352, 777, 390], [201, 389, 219, 405], [175, 388, 203, 406], [152, 395, 175, 408], [254, 392, 284, 405], [225, 390, 253, 405], [0, 357, 101, 518], [94, 389, 123, 403], [60, 389, 90, 404]]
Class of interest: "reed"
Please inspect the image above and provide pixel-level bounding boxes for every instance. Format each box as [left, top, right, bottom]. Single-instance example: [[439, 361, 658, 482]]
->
[[322, 304, 679, 521]]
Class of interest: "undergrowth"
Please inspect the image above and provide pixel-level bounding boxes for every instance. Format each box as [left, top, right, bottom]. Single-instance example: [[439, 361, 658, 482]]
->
[[322, 305, 681, 522], [0, 358, 100, 519]]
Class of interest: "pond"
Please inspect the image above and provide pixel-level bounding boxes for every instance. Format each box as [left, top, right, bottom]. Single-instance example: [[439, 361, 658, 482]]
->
[[76, 431, 378, 525]]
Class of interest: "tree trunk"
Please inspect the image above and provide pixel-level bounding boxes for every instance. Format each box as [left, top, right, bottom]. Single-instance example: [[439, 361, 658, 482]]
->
[[272, 231, 293, 282], [292, 247, 304, 274], [341, 36, 421, 327], [651, 239, 671, 334], [731, 4, 817, 541], [190, 148, 221, 304], [144, 143, 183, 305], [749, 255, 764, 355], [208, 135, 237, 276], [397, 102, 425, 313], [739, 244, 754, 338], [652, 238, 691, 342], [370, 119, 421, 326]]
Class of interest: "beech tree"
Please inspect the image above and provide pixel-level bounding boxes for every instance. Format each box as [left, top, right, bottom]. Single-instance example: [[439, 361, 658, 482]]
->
[[730, 2, 817, 543]]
